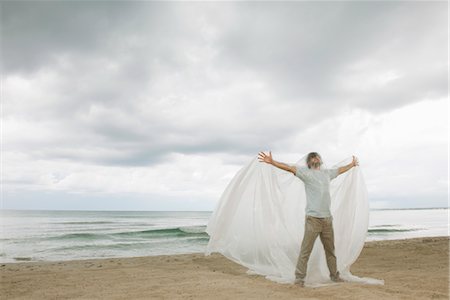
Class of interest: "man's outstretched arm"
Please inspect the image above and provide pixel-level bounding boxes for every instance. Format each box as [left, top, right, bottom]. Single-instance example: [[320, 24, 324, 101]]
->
[[337, 155, 359, 175], [258, 151, 296, 175]]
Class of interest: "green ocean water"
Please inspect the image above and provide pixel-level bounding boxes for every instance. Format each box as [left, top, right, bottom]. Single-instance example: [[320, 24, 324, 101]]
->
[[1, 208, 448, 263]]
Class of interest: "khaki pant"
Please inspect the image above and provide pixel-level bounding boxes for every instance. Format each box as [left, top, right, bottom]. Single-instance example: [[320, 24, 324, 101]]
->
[[295, 215, 339, 282]]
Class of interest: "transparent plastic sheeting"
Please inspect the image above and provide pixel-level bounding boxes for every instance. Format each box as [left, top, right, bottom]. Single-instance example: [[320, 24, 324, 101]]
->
[[205, 153, 384, 287]]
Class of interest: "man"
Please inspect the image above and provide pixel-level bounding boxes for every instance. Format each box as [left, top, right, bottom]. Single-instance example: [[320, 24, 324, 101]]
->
[[257, 151, 359, 287]]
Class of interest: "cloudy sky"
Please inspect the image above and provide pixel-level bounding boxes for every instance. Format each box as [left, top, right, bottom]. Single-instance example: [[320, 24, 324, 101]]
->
[[2, 1, 448, 211]]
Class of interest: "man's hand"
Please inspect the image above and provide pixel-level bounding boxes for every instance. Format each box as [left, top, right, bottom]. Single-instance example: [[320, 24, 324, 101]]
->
[[351, 155, 359, 167], [258, 151, 295, 174], [337, 155, 359, 175], [258, 151, 273, 164]]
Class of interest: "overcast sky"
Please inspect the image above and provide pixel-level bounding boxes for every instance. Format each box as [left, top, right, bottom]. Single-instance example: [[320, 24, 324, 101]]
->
[[2, 1, 448, 211]]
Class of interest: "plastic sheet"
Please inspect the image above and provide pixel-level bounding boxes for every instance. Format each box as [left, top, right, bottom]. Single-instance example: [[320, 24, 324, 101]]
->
[[204, 153, 384, 287]]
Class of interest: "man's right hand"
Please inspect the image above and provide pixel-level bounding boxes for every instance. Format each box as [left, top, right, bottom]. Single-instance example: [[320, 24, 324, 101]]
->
[[258, 151, 273, 164], [351, 155, 359, 167]]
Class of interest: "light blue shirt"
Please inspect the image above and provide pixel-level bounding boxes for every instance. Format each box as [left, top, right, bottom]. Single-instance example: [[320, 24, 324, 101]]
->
[[295, 166, 339, 218]]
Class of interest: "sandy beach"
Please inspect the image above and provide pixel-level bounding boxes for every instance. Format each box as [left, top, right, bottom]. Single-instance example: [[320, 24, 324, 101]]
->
[[1, 236, 448, 299]]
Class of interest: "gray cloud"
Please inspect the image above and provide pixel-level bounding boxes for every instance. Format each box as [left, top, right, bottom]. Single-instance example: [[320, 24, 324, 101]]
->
[[216, 1, 447, 109], [2, 1, 447, 172]]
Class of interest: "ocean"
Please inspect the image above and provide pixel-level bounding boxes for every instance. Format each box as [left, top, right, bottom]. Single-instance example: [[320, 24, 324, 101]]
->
[[0, 208, 448, 263]]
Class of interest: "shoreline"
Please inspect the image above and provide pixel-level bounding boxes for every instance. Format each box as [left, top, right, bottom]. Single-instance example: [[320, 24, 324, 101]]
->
[[1, 236, 448, 299], [2, 235, 449, 265]]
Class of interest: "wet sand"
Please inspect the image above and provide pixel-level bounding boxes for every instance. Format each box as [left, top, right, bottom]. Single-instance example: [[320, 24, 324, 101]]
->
[[1, 236, 448, 299]]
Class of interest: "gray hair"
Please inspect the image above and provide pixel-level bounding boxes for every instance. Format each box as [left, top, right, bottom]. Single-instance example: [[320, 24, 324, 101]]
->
[[306, 152, 323, 169]]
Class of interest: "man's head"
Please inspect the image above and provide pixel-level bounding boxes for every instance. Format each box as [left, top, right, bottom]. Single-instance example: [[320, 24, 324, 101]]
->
[[306, 152, 322, 169]]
